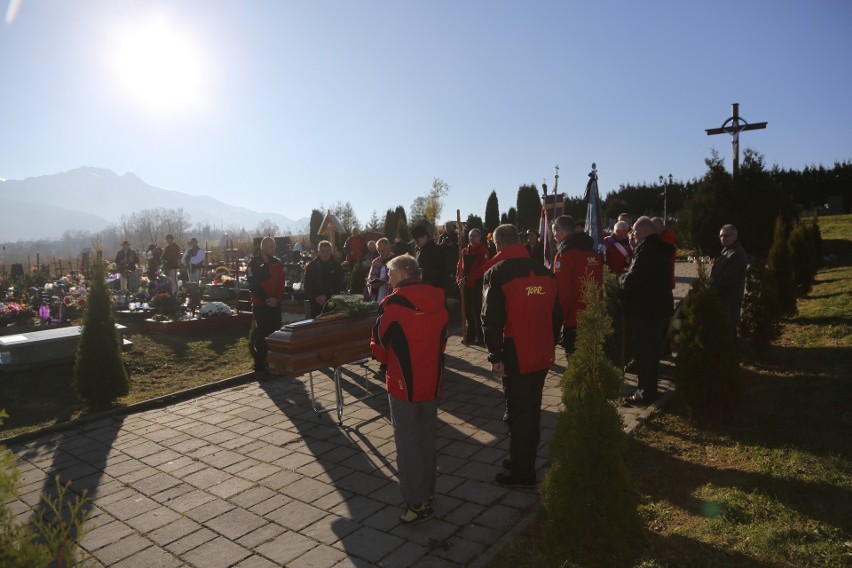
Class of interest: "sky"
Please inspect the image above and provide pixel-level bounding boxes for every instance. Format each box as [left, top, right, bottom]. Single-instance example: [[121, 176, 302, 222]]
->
[[1, 0, 851, 229]]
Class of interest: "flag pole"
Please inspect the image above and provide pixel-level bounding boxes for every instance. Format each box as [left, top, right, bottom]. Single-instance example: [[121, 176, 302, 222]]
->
[[456, 209, 467, 344]]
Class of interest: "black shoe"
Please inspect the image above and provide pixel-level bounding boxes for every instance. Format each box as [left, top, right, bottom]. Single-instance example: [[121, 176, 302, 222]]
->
[[495, 471, 538, 488], [399, 502, 433, 525], [625, 389, 656, 406], [624, 360, 636, 373]]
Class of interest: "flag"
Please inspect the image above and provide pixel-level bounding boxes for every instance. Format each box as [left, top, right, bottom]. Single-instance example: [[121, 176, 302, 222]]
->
[[539, 191, 564, 269], [584, 164, 604, 255]]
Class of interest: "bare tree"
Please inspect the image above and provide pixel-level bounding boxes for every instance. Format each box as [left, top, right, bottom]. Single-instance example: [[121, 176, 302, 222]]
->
[[254, 219, 280, 237]]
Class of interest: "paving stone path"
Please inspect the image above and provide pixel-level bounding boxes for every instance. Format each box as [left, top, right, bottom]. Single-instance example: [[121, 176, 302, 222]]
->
[[6, 264, 696, 567]]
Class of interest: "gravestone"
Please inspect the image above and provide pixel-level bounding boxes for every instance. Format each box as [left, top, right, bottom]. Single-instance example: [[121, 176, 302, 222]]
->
[[0, 324, 131, 371]]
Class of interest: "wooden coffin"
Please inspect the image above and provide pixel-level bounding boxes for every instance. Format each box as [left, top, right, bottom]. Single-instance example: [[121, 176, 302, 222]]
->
[[265, 312, 376, 378]]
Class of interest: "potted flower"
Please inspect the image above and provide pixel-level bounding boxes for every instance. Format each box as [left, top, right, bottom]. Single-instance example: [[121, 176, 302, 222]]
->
[[150, 292, 180, 319]]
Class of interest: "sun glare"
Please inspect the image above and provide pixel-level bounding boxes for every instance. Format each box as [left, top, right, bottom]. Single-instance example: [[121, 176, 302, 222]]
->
[[109, 17, 209, 115]]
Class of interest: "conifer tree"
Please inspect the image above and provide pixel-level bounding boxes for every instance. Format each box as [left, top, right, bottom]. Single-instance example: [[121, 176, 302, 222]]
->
[[789, 220, 816, 296], [739, 260, 780, 353], [484, 190, 500, 230], [767, 216, 797, 315], [73, 253, 129, 408], [675, 262, 740, 420], [541, 277, 643, 565]]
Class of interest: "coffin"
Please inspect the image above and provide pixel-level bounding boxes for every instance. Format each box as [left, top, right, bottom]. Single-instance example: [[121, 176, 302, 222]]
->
[[266, 312, 376, 378]]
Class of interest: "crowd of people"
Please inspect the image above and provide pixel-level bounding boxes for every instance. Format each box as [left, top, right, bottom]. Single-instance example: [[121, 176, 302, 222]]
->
[[112, 234, 207, 294], [244, 216, 749, 525]]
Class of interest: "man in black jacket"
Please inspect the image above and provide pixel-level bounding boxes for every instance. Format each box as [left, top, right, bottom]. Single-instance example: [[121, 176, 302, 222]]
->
[[620, 217, 674, 405], [411, 224, 445, 288], [710, 224, 748, 335], [304, 240, 344, 318]]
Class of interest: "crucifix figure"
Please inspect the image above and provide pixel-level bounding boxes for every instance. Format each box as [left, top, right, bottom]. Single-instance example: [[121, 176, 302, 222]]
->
[[705, 102, 767, 177]]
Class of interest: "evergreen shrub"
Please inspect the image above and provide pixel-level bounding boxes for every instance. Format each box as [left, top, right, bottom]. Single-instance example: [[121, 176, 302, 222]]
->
[[0, 412, 89, 567], [73, 254, 129, 408], [540, 277, 643, 565], [739, 260, 780, 352], [789, 220, 817, 296], [675, 265, 740, 420], [767, 216, 797, 315]]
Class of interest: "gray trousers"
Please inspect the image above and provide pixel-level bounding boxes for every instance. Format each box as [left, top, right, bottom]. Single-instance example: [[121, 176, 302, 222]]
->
[[388, 395, 438, 507]]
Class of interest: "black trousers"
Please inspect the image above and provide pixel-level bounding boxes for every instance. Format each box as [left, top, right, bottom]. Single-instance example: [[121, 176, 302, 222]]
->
[[632, 316, 668, 401], [504, 369, 547, 480], [252, 304, 282, 372], [463, 286, 483, 342]]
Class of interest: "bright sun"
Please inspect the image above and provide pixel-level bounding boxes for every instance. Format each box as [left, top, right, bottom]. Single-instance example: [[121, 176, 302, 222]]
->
[[109, 17, 209, 115]]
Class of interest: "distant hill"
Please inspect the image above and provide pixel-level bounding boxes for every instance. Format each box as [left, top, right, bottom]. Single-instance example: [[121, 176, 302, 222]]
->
[[0, 167, 307, 241]]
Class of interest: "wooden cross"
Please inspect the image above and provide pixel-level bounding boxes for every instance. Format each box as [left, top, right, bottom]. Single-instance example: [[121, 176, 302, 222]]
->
[[705, 102, 767, 177]]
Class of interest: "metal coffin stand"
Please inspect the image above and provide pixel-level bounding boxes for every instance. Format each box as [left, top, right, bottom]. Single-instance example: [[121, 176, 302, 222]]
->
[[265, 312, 381, 424]]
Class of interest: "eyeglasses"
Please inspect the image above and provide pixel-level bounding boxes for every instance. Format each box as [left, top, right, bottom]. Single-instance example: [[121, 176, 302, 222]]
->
[[719, 233, 734, 238]]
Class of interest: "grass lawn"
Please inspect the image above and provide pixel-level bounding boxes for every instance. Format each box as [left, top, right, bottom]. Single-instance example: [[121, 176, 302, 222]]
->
[[488, 214, 852, 567], [0, 321, 254, 439]]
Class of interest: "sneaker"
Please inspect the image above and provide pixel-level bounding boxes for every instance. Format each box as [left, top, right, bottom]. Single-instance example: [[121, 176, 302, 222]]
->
[[625, 389, 656, 406], [399, 502, 433, 525], [495, 471, 538, 488]]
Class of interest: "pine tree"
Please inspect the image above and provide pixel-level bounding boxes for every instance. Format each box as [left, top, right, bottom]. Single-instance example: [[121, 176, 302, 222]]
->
[[767, 216, 797, 315], [73, 253, 129, 408], [675, 262, 740, 420], [540, 277, 643, 564]]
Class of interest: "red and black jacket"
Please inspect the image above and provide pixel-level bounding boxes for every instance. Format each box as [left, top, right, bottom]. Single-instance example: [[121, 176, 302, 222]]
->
[[371, 280, 449, 402], [456, 242, 489, 289], [247, 254, 286, 307], [482, 243, 562, 375], [553, 232, 604, 328]]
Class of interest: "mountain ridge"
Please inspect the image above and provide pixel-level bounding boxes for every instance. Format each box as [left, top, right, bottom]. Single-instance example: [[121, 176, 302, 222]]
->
[[0, 167, 308, 242]]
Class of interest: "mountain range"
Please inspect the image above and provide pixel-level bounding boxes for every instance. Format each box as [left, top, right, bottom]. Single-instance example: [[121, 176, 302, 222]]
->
[[0, 167, 308, 242]]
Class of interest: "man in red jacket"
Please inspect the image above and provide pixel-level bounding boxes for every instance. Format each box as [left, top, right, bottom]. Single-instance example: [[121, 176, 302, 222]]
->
[[247, 237, 286, 377], [482, 225, 562, 488], [456, 228, 489, 345], [371, 254, 448, 524], [603, 221, 633, 276], [552, 215, 604, 355]]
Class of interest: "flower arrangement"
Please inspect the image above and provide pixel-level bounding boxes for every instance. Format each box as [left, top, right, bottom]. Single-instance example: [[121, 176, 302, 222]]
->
[[150, 293, 180, 315], [328, 294, 378, 319], [212, 274, 234, 285], [0, 302, 36, 325], [198, 302, 232, 318]]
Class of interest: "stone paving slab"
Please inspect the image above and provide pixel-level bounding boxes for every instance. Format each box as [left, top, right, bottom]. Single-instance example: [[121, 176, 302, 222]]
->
[[7, 263, 696, 567]]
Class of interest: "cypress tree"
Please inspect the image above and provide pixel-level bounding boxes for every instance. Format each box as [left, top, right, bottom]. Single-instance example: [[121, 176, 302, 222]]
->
[[675, 262, 740, 420], [73, 253, 129, 408], [515, 184, 541, 232], [739, 260, 780, 353], [767, 216, 797, 315], [541, 277, 643, 564], [484, 190, 500, 230]]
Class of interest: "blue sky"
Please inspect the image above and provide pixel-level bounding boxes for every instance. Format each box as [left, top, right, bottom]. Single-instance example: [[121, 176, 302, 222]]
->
[[1, 0, 850, 228]]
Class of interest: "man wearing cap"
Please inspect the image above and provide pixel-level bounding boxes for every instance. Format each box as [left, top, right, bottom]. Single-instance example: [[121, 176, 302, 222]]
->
[[247, 236, 287, 377], [525, 229, 544, 263], [162, 234, 181, 293], [411, 224, 444, 288], [182, 237, 205, 283], [115, 241, 139, 292]]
